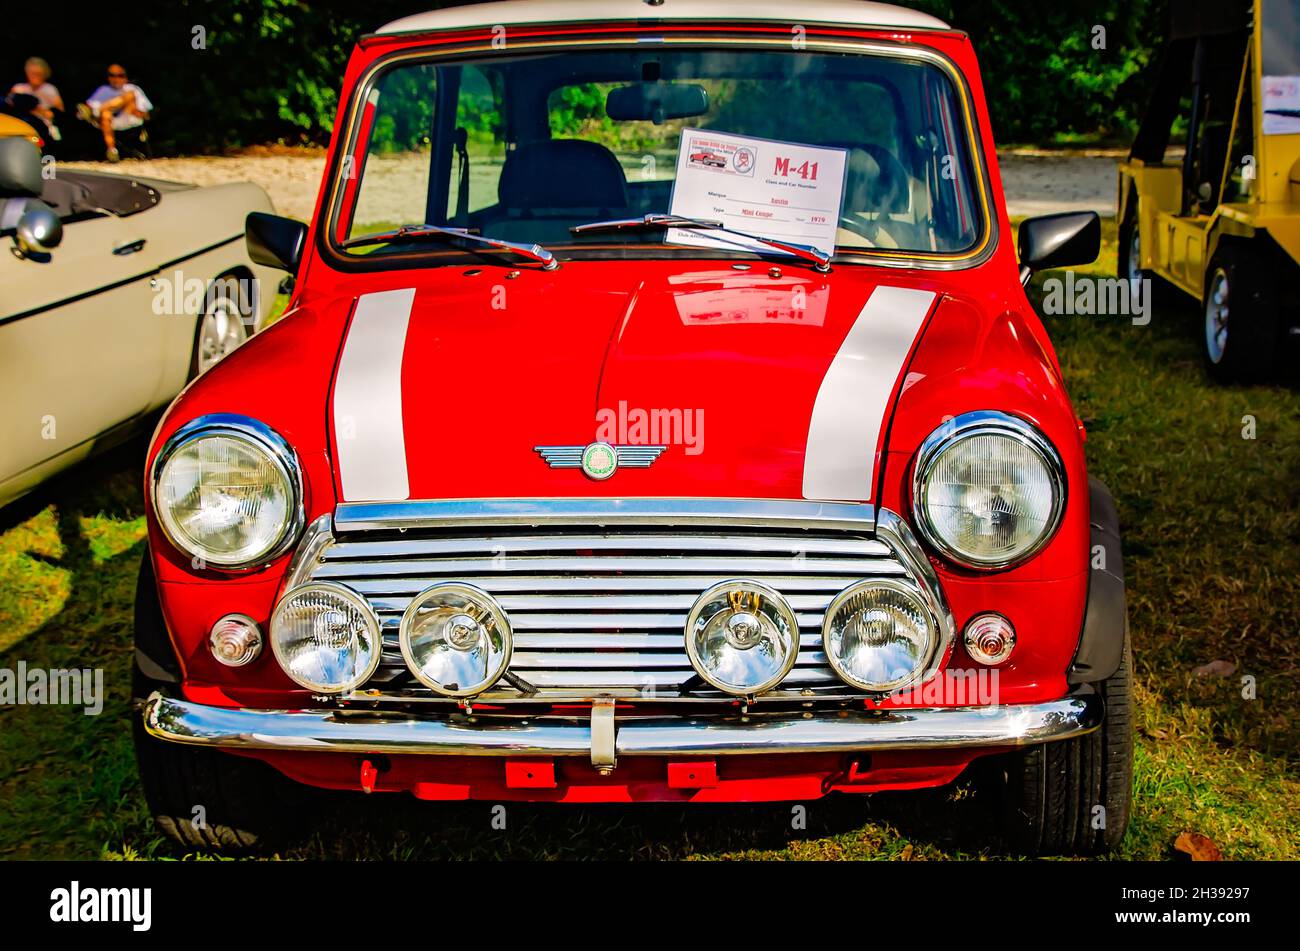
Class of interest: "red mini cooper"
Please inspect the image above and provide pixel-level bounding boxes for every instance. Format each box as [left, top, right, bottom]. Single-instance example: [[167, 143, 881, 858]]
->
[[134, 0, 1131, 855]]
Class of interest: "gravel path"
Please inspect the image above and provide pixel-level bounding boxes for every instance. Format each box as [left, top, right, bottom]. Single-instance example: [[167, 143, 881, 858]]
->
[[62, 151, 1120, 223]]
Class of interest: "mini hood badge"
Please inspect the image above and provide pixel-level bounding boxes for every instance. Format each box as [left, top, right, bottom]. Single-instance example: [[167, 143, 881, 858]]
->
[[535, 443, 667, 480]]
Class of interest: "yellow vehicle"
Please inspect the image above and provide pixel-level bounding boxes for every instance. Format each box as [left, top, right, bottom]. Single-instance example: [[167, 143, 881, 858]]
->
[[1118, 0, 1300, 381], [0, 114, 43, 149]]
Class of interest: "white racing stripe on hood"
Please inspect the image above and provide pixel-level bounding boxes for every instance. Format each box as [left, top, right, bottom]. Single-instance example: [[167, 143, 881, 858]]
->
[[802, 285, 937, 502], [333, 287, 415, 501]]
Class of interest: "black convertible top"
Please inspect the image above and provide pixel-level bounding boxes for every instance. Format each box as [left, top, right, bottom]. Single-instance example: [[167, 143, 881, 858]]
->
[[39, 170, 168, 219]]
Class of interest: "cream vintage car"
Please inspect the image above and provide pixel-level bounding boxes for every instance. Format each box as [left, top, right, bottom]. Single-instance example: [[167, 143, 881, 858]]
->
[[0, 138, 282, 510]]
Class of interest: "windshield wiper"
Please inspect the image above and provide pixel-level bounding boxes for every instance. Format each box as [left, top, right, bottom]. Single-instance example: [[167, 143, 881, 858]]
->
[[570, 213, 832, 272], [343, 224, 558, 270]]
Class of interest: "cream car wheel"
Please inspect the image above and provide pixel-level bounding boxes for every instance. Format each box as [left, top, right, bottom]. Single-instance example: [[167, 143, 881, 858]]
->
[[196, 289, 248, 375]]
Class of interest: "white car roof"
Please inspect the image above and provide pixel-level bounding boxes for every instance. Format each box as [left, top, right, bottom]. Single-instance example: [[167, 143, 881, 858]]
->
[[377, 0, 951, 35]]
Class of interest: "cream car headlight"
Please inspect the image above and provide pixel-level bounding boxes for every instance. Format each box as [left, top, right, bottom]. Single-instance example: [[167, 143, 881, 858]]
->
[[913, 411, 1065, 569], [270, 581, 383, 693], [152, 415, 303, 569], [684, 580, 799, 696]]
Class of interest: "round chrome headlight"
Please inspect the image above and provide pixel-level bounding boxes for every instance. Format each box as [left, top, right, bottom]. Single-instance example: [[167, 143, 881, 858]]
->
[[399, 583, 512, 697], [913, 411, 1065, 569], [822, 579, 938, 692], [152, 416, 302, 569], [270, 581, 383, 694], [684, 580, 799, 696]]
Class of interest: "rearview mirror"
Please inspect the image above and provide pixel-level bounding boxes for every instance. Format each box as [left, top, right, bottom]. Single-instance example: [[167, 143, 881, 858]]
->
[[246, 212, 306, 273], [0, 137, 43, 198], [15, 205, 62, 256], [605, 83, 709, 123], [1017, 211, 1101, 281]]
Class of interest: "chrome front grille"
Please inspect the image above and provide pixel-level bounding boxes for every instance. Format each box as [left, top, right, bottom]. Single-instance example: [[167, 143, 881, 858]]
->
[[285, 500, 950, 704]]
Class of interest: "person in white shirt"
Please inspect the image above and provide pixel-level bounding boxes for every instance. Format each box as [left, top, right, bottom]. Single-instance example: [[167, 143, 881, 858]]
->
[[8, 57, 64, 144], [76, 63, 152, 162]]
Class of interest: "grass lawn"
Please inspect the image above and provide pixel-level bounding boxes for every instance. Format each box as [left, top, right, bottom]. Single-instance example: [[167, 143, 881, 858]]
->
[[0, 222, 1296, 860]]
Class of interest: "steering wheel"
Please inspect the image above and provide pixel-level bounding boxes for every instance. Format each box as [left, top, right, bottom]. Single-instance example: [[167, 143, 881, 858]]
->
[[837, 214, 878, 240], [836, 143, 912, 247]]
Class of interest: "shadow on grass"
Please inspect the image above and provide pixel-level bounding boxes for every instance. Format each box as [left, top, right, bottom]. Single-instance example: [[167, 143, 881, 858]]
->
[[0, 438, 155, 859]]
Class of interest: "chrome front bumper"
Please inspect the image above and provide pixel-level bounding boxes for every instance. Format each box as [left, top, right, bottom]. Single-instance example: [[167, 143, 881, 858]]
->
[[143, 692, 1101, 765]]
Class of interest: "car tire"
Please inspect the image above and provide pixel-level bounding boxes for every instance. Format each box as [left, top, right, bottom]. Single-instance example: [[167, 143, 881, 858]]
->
[[992, 629, 1133, 856], [1202, 244, 1281, 383], [132, 558, 301, 854], [188, 274, 251, 379]]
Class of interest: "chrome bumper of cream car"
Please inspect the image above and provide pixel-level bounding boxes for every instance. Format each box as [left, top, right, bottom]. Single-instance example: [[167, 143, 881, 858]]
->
[[142, 692, 1102, 767]]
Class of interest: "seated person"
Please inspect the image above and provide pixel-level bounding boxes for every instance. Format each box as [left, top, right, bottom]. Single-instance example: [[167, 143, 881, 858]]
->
[[7, 57, 64, 145], [76, 64, 152, 162]]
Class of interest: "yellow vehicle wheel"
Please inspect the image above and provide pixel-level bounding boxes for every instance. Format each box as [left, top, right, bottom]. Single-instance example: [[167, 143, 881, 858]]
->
[[1202, 245, 1281, 383], [1117, 209, 1174, 312]]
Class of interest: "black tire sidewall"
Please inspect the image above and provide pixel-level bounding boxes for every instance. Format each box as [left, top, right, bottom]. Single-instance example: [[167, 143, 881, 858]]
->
[[1203, 245, 1281, 382]]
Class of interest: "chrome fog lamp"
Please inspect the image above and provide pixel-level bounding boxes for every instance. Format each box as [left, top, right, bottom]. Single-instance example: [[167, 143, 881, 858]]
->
[[913, 411, 1065, 569], [399, 583, 512, 697], [270, 582, 382, 693], [822, 579, 938, 692], [684, 580, 799, 696], [152, 415, 303, 569]]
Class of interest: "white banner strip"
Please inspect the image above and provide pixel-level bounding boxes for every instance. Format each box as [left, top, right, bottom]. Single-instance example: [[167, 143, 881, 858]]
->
[[333, 287, 415, 501], [802, 285, 937, 502]]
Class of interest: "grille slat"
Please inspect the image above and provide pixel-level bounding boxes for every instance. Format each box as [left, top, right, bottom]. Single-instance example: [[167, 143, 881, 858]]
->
[[376, 647, 831, 669], [372, 607, 828, 629], [308, 523, 905, 701], [513, 668, 842, 689], [314, 555, 894, 579], [341, 574, 877, 595], [367, 592, 839, 613], [389, 632, 828, 650], [325, 533, 891, 560]]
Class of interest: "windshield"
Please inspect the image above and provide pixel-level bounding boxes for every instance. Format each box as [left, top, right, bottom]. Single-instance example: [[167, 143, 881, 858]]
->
[[1263, 0, 1300, 76], [333, 44, 987, 263]]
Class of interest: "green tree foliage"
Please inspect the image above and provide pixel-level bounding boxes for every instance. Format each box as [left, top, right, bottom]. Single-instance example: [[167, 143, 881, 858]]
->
[[1, 0, 1170, 154], [911, 0, 1169, 143]]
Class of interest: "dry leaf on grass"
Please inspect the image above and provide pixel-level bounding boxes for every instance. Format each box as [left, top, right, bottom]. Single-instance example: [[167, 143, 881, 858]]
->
[[1192, 660, 1237, 678], [1174, 831, 1223, 861]]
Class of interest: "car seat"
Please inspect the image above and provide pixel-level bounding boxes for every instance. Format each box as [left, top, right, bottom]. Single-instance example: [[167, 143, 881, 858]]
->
[[481, 139, 630, 242]]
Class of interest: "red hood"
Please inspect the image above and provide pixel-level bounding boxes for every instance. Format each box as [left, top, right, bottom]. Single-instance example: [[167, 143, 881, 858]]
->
[[325, 260, 944, 503]]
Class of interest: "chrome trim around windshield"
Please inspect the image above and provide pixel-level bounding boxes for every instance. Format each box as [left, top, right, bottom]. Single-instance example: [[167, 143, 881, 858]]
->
[[911, 410, 1067, 571], [143, 691, 1102, 756], [150, 414, 306, 571], [321, 32, 996, 273], [332, 497, 877, 533]]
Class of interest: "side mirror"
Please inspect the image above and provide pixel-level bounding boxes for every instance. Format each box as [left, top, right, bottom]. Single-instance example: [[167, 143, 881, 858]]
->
[[1017, 211, 1101, 282], [0, 137, 43, 198], [246, 211, 306, 273], [14, 204, 62, 257]]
